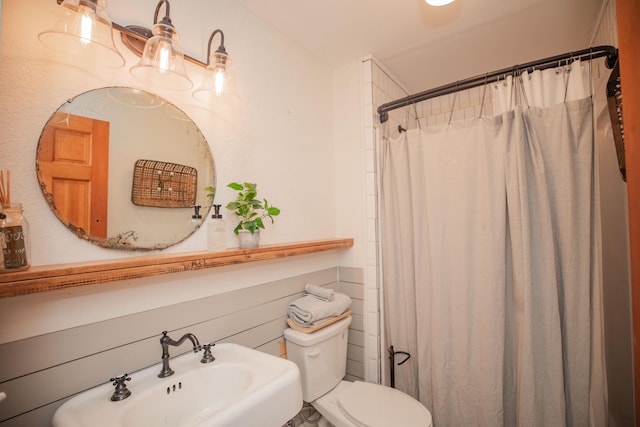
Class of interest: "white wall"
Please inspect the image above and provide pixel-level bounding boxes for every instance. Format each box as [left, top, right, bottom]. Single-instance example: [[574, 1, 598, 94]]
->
[[0, 0, 366, 344]]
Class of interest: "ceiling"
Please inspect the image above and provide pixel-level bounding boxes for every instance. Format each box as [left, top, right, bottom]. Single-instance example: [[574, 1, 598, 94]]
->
[[238, 0, 605, 94]]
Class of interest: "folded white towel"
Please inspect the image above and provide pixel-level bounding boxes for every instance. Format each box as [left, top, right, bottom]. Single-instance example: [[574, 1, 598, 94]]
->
[[304, 283, 334, 301], [287, 292, 352, 327]]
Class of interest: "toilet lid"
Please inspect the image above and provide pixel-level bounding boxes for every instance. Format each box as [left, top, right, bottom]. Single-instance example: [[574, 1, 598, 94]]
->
[[338, 381, 432, 427]]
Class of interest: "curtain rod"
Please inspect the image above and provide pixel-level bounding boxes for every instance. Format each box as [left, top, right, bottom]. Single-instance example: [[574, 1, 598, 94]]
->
[[377, 45, 618, 123]]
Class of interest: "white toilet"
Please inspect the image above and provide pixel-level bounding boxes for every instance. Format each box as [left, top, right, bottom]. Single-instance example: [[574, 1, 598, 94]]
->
[[284, 316, 433, 427]]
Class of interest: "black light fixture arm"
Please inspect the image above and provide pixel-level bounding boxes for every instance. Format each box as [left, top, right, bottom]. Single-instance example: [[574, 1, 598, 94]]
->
[[206, 29, 227, 63], [153, 0, 172, 26], [56, 0, 99, 11]]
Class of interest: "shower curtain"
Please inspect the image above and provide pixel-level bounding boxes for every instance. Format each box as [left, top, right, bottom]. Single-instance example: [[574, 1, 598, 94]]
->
[[380, 61, 607, 426]]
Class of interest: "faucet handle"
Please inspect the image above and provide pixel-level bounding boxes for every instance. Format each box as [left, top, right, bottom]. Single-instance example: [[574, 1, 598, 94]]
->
[[110, 374, 132, 401], [201, 343, 216, 363]]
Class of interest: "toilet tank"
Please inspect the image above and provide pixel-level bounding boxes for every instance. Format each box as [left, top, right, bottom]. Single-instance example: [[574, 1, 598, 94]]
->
[[284, 316, 351, 402]]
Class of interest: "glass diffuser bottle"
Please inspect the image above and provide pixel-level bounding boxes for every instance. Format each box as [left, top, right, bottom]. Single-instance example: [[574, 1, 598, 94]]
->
[[0, 203, 30, 271], [207, 204, 226, 252]]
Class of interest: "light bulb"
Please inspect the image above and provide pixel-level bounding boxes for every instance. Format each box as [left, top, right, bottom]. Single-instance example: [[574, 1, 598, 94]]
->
[[214, 68, 226, 96], [156, 41, 172, 72], [425, 0, 455, 5], [79, 8, 94, 46]]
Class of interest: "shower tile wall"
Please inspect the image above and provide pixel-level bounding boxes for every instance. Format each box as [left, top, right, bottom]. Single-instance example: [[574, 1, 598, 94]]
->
[[361, 58, 384, 383]]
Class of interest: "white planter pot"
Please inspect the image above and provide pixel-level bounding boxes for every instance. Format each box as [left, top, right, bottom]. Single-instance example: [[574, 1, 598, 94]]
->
[[237, 230, 260, 249]]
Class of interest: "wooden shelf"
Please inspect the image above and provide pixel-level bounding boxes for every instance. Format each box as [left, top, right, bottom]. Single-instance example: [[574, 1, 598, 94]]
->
[[0, 238, 354, 298]]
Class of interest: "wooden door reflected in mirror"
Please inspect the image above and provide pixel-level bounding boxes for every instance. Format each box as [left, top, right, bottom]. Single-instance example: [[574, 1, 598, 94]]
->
[[38, 113, 110, 238]]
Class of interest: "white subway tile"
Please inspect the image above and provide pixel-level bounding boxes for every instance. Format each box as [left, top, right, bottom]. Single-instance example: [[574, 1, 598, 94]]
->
[[367, 358, 380, 383], [364, 109, 373, 128], [367, 241, 378, 267], [366, 194, 377, 219], [366, 265, 379, 289], [373, 64, 383, 86], [367, 312, 378, 332], [365, 148, 375, 173], [362, 60, 373, 83], [366, 171, 376, 196], [367, 336, 379, 360], [364, 126, 375, 150], [372, 87, 381, 109], [363, 84, 373, 105], [367, 218, 378, 243], [367, 288, 379, 311]]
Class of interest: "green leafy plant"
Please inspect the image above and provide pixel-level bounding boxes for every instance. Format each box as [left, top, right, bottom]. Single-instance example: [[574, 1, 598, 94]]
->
[[225, 182, 280, 234], [204, 186, 216, 205]]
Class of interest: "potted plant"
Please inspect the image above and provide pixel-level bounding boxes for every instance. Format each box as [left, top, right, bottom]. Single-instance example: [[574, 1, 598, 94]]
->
[[225, 182, 280, 248]]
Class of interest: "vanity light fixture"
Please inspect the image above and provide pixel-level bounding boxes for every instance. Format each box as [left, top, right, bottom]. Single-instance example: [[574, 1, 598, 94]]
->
[[425, 0, 455, 5], [193, 30, 236, 103], [129, 0, 192, 91], [44, 0, 238, 100], [38, 0, 125, 68]]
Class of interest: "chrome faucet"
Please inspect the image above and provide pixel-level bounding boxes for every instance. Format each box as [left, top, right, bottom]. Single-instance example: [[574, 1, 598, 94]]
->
[[158, 331, 202, 378]]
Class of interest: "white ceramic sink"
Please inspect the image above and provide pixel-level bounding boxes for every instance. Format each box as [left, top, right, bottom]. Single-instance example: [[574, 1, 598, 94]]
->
[[52, 343, 302, 427]]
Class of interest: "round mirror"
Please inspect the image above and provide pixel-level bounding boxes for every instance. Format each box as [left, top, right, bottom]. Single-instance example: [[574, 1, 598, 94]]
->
[[36, 87, 215, 250]]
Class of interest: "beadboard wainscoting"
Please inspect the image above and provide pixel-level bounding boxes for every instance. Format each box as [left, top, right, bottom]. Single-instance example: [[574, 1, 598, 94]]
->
[[0, 266, 364, 427]]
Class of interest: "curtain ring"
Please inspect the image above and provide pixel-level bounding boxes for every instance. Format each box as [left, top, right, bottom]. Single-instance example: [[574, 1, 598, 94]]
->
[[448, 82, 459, 125], [514, 67, 521, 107], [563, 59, 572, 102], [508, 73, 515, 110], [519, 72, 531, 109], [588, 46, 594, 98], [414, 102, 422, 130], [404, 103, 411, 133], [479, 74, 488, 117]]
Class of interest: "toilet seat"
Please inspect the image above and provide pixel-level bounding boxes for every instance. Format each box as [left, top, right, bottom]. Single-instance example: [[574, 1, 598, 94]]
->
[[338, 381, 432, 427], [313, 381, 432, 427]]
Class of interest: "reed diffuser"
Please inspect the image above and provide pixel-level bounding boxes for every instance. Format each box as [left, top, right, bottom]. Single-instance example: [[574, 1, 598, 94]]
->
[[0, 170, 8, 207], [0, 170, 30, 270]]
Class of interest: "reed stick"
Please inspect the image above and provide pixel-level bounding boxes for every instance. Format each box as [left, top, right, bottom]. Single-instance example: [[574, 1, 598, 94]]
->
[[0, 170, 10, 206], [0, 171, 4, 204]]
